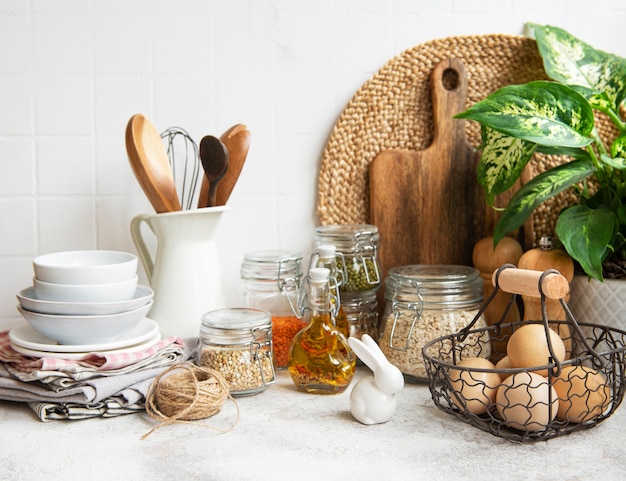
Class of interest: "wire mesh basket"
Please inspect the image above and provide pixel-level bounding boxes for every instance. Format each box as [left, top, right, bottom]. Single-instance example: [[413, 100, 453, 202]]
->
[[422, 265, 626, 442]]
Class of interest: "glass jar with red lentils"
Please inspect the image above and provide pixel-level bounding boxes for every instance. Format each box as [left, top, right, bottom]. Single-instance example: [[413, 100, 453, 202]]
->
[[240, 250, 305, 369]]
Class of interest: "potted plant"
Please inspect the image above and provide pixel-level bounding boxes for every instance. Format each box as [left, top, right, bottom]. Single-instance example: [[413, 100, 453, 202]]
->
[[456, 23, 626, 284]]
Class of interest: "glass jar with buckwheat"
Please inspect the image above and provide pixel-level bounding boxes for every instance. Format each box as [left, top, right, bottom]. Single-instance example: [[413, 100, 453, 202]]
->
[[198, 308, 275, 396]]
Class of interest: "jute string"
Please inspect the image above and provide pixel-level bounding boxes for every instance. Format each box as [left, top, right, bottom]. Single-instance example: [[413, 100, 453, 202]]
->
[[141, 362, 239, 439]]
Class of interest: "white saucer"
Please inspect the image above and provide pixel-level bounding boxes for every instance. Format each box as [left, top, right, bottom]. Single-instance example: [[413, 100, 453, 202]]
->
[[10, 332, 162, 360], [9, 318, 160, 353]]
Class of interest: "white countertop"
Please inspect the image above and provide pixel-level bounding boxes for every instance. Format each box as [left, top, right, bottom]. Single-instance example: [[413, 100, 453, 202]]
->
[[1, 317, 625, 481]]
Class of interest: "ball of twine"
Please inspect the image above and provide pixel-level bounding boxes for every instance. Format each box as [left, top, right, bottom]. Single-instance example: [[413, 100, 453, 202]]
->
[[142, 361, 239, 439]]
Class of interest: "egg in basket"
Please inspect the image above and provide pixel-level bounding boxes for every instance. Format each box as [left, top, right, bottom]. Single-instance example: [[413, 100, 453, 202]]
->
[[422, 265, 626, 442]]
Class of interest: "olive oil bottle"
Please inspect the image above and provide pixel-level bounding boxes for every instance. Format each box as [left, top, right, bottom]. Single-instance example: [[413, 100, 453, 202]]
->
[[310, 245, 350, 338], [288, 268, 356, 394]]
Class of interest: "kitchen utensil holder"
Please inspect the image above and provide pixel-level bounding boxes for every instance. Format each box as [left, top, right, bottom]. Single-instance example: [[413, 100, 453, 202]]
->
[[422, 264, 626, 442]]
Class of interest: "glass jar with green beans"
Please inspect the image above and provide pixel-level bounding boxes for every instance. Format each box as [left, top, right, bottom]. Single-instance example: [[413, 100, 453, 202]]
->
[[314, 224, 381, 293]]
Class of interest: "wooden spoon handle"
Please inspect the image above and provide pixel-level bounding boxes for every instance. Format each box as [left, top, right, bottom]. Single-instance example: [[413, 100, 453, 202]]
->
[[198, 173, 209, 208]]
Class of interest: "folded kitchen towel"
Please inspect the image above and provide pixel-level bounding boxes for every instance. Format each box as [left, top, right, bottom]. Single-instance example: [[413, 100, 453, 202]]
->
[[0, 361, 168, 404], [0, 331, 186, 382], [0, 333, 200, 421], [30, 397, 146, 421]]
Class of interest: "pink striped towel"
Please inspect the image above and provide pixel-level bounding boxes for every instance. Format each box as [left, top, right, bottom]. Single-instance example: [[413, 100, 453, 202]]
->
[[0, 330, 185, 374]]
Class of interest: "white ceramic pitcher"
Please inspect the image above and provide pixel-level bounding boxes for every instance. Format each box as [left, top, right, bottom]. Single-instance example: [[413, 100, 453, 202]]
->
[[130, 206, 229, 338]]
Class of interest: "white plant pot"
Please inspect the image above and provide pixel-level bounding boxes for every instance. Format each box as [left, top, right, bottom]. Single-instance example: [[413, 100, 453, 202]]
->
[[568, 275, 626, 331]]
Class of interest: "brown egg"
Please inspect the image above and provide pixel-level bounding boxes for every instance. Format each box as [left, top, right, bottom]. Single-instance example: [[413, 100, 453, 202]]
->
[[496, 372, 559, 432], [495, 355, 513, 382], [449, 357, 501, 415], [552, 365, 611, 423], [507, 324, 566, 376]]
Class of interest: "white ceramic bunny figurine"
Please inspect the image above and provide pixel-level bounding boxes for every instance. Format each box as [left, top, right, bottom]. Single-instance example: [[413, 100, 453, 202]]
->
[[348, 334, 404, 425]]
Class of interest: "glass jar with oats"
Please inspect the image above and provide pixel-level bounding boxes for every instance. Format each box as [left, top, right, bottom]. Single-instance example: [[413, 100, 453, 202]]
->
[[198, 308, 275, 396], [379, 265, 489, 383]]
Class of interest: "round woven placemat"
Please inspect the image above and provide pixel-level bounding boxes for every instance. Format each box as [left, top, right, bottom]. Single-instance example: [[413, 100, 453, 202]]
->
[[316, 33, 617, 248]]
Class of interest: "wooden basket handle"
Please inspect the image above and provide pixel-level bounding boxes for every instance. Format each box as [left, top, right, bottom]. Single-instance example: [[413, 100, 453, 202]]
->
[[491, 266, 570, 300]]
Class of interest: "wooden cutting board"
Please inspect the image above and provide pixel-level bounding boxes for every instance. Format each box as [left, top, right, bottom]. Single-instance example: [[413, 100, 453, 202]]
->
[[369, 57, 515, 280]]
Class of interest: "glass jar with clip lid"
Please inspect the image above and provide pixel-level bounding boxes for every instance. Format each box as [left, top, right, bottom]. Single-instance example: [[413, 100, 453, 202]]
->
[[240, 250, 305, 369], [197, 308, 275, 396], [314, 224, 381, 293], [314, 225, 382, 340], [379, 264, 490, 382]]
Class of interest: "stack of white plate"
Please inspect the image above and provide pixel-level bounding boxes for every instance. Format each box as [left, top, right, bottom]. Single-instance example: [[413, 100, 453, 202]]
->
[[12, 250, 159, 358]]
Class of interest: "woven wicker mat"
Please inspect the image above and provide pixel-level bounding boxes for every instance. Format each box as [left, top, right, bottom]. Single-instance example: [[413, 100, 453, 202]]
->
[[316, 33, 615, 248]]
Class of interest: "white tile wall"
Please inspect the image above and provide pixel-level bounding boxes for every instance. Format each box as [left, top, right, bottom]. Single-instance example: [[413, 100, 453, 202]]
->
[[1, 0, 625, 320]]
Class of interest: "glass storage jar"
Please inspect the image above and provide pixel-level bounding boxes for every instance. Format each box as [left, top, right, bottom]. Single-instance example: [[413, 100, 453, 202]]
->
[[198, 308, 275, 396], [379, 265, 490, 383], [314, 224, 381, 293], [240, 250, 305, 369], [341, 290, 379, 340]]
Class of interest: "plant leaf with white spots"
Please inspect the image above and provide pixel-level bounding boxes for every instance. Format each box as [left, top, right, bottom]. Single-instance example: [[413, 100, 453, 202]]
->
[[493, 158, 595, 244], [477, 126, 536, 206], [611, 134, 626, 160], [529, 23, 626, 113], [455, 81, 595, 148]]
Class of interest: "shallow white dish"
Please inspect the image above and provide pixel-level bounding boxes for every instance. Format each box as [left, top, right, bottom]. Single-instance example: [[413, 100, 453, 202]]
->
[[16, 285, 153, 316], [9, 317, 160, 353], [33, 250, 138, 285], [33, 275, 138, 303], [10, 332, 162, 360], [17, 301, 152, 345]]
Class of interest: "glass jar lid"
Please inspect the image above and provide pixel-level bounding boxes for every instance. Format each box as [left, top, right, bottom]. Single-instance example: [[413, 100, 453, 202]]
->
[[384, 264, 483, 308], [314, 224, 379, 253], [240, 250, 303, 281], [200, 308, 272, 345]]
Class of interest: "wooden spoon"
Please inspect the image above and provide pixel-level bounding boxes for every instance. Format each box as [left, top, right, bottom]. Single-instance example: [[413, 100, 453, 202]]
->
[[198, 124, 250, 207], [215, 124, 251, 206], [199, 136, 229, 207], [125, 114, 181, 213]]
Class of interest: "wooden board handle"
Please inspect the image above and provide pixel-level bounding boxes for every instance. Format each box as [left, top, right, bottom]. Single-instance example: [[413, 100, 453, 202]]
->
[[430, 57, 467, 144], [491, 267, 570, 299]]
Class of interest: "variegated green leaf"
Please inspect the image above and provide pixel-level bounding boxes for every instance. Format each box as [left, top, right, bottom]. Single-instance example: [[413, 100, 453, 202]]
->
[[600, 153, 626, 171], [529, 23, 626, 113], [494, 158, 595, 243], [611, 134, 626, 159], [455, 81, 595, 147], [477, 126, 536, 205], [569, 85, 614, 114], [536, 144, 591, 160], [556, 204, 618, 281]]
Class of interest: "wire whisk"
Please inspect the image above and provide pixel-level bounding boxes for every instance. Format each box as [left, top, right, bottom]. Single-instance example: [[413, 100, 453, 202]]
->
[[160, 126, 200, 210]]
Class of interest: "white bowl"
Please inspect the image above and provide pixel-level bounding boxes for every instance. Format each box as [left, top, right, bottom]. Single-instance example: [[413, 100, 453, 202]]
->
[[16, 301, 153, 345], [17, 285, 153, 316], [33, 275, 138, 303], [33, 250, 138, 285]]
